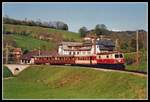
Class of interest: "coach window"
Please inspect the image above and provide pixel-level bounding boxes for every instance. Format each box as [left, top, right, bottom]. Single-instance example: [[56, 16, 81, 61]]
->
[[83, 57, 85, 60], [99, 56, 101, 59], [79, 57, 81, 60], [77, 52, 79, 55], [86, 57, 88, 60], [106, 55, 109, 58]]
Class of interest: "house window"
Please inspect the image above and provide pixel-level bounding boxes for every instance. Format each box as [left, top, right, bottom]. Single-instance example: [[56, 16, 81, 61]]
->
[[69, 52, 71, 55], [73, 52, 75, 55]]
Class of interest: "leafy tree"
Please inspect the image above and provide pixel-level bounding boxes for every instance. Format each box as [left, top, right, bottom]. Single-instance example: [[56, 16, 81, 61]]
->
[[130, 39, 136, 52], [121, 43, 129, 51], [130, 38, 143, 52], [95, 24, 109, 36], [95, 24, 102, 35], [62, 23, 68, 30], [79, 26, 88, 37], [3, 17, 69, 31], [23, 49, 29, 54]]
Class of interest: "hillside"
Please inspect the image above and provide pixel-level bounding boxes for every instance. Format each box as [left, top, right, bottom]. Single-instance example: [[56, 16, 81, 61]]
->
[[4, 34, 55, 51], [3, 24, 81, 51], [3, 65, 147, 99], [4, 24, 81, 42], [3, 24, 147, 73]]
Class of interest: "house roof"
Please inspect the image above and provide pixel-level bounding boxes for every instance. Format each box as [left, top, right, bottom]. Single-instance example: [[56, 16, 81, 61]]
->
[[96, 39, 115, 47], [60, 42, 83, 46], [63, 47, 91, 51]]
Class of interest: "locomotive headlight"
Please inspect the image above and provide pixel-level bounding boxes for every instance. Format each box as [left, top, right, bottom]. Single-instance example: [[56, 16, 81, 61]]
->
[[119, 59, 122, 62], [118, 59, 121, 62]]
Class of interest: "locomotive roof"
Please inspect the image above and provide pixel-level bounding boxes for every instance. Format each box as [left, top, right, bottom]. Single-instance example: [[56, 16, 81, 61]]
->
[[97, 51, 123, 55]]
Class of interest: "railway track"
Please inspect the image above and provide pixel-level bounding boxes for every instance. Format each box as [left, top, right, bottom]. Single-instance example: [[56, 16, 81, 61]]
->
[[93, 68, 147, 77], [34, 64, 147, 77], [71, 64, 147, 77]]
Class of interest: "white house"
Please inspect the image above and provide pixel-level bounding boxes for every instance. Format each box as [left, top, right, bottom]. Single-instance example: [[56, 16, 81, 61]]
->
[[58, 36, 115, 56]]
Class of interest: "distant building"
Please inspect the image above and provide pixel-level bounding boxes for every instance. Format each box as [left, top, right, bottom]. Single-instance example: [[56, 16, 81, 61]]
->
[[58, 41, 92, 56], [58, 36, 115, 56], [12, 48, 22, 64]]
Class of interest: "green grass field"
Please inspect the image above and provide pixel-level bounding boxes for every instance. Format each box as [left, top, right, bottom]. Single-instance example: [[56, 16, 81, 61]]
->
[[4, 24, 81, 42], [3, 65, 147, 99], [3, 34, 55, 51]]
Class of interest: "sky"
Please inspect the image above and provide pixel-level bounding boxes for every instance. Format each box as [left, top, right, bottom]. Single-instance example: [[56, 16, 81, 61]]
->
[[2, 2, 148, 32]]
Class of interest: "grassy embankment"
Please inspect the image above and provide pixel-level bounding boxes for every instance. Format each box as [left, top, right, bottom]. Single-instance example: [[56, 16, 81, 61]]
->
[[124, 50, 147, 72], [3, 65, 147, 99]]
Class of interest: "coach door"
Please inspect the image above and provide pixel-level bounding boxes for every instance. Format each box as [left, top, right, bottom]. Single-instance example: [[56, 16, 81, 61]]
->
[[90, 56, 92, 65]]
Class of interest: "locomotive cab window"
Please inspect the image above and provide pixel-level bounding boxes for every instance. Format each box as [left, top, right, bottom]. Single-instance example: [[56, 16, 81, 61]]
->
[[115, 54, 123, 58], [115, 54, 119, 58], [120, 54, 123, 58]]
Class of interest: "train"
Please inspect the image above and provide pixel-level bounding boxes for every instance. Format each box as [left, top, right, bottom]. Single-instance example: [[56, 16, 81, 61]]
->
[[34, 51, 125, 69]]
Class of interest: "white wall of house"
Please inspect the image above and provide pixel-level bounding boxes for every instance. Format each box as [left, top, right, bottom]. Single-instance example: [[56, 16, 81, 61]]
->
[[96, 45, 101, 53], [58, 40, 102, 56], [91, 45, 95, 54]]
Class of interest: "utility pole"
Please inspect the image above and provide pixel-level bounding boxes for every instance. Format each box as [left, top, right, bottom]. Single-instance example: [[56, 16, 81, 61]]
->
[[136, 30, 139, 65], [100, 35, 103, 40], [115, 39, 118, 51]]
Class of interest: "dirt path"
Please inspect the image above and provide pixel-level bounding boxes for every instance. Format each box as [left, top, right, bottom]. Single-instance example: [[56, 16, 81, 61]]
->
[[3, 77, 14, 80], [93, 68, 147, 77]]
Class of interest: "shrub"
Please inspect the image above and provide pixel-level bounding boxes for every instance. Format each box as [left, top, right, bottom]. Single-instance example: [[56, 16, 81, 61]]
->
[[3, 66, 13, 78]]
